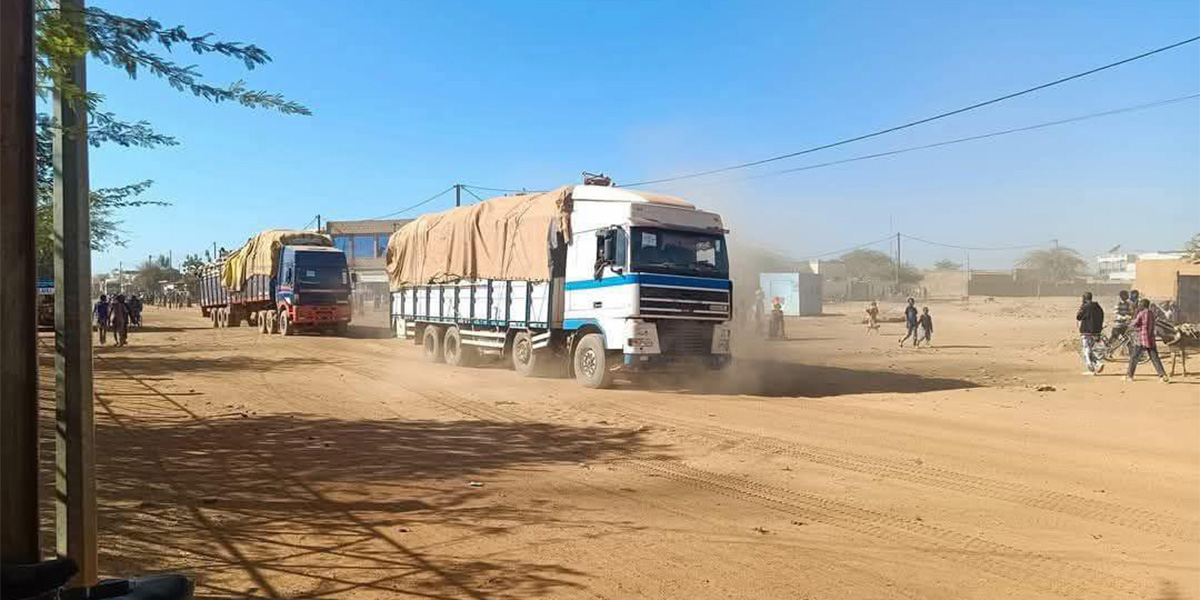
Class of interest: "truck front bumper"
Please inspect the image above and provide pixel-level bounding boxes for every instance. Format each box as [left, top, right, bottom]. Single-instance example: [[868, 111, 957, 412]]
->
[[621, 353, 731, 372], [292, 304, 351, 325]]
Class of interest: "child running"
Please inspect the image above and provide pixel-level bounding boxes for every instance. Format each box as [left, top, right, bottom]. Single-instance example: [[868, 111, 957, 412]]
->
[[918, 306, 933, 347]]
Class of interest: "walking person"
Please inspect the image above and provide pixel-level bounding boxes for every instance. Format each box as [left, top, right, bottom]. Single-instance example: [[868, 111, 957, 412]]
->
[[1076, 292, 1105, 375], [898, 298, 919, 348], [753, 288, 766, 337], [865, 301, 880, 334], [111, 294, 131, 347], [1125, 298, 1171, 383], [93, 294, 110, 345], [918, 306, 934, 347]]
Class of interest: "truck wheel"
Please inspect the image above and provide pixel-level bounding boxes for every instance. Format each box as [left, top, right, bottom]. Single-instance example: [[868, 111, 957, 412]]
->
[[423, 326, 444, 363], [259, 311, 270, 334], [443, 327, 477, 367], [511, 331, 544, 376], [279, 309, 293, 336], [269, 311, 280, 334], [335, 322, 349, 337], [227, 309, 240, 327], [573, 333, 614, 389], [211, 309, 220, 328]]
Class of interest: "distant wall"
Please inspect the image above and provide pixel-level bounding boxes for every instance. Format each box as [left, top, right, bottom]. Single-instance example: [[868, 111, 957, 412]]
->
[[966, 271, 1126, 298], [1135, 259, 1200, 299], [923, 271, 968, 298]]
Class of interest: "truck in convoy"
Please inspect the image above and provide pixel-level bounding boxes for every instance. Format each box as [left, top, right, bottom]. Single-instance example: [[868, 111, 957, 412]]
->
[[198, 230, 353, 335], [386, 181, 732, 388], [37, 277, 55, 330]]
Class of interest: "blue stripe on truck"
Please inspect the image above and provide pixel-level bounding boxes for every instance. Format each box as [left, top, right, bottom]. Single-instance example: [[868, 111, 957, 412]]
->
[[564, 274, 730, 291]]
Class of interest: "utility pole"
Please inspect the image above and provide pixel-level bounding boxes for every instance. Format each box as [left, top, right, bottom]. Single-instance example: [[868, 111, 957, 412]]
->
[[316, 214, 322, 232], [895, 232, 901, 289], [454, 184, 462, 207], [0, 0, 41, 565], [53, 0, 98, 584]]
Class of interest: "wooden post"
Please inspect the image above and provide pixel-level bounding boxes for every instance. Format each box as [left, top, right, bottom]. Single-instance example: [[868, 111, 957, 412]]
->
[[53, 0, 98, 584], [0, 0, 41, 564]]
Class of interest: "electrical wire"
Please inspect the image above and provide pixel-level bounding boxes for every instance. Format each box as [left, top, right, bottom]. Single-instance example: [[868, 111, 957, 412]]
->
[[366, 185, 456, 220], [900, 233, 1052, 252], [622, 36, 1200, 187], [645, 93, 1197, 190], [461, 184, 542, 194], [798, 234, 897, 260], [735, 93, 1200, 182], [297, 215, 316, 231], [461, 186, 486, 203]]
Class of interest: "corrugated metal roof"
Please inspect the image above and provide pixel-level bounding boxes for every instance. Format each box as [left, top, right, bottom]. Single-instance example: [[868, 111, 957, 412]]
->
[[324, 219, 412, 235]]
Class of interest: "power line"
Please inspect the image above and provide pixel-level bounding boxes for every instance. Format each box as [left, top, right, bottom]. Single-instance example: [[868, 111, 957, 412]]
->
[[296, 215, 316, 231], [461, 186, 486, 203], [651, 93, 1198, 190], [798, 234, 896, 260], [900, 233, 1052, 252], [367, 185, 456, 220], [461, 184, 541, 194], [737, 94, 1199, 182], [623, 36, 1200, 187]]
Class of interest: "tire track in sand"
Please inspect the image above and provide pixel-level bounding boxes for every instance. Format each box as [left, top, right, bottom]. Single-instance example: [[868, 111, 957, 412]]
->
[[408, 388, 1146, 600], [577, 397, 1198, 543]]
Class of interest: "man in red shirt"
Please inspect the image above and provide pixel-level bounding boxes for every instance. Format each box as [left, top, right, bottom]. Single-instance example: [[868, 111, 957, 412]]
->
[[1125, 299, 1170, 383]]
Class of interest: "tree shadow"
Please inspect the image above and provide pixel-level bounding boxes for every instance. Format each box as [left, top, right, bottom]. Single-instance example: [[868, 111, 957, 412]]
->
[[634, 359, 979, 398], [36, 368, 660, 600]]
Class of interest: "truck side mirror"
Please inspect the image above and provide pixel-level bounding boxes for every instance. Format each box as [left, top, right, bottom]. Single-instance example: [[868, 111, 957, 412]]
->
[[351, 272, 359, 284]]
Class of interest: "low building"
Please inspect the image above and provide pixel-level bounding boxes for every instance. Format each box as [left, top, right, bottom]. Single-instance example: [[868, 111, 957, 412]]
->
[[1134, 256, 1200, 314], [324, 219, 412, 298]]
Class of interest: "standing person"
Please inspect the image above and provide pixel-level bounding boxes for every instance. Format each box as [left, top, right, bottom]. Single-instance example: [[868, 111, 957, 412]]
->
[[865, 301, 880, 334], [110, 294, 130, 347], [129, 294, 143, 328], [898, 298, 919, 347], [1129, 289, 1141, 315], [918, 307, 934, 347], [93, 294, 110, 345], [768, 300, 785, 340], [1109, 290, 1132, 345], [1076, 292, 1105, 375], [753, 288, 765, 337], [1125, 298, 1170, 383]]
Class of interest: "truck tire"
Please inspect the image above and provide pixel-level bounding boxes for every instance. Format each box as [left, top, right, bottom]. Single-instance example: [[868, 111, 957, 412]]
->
[[443, 327, 478, 367], [279, 309, 294, 336], [573, 333, 614, 389], [334, 322, 349, 337], [259, 311, 269, 334], [511, 331, 544, 376], [423, 326, 444, 363], [211, 309, 220, 328], [269, 311, 280, 334], [226, 308, 240, 327]]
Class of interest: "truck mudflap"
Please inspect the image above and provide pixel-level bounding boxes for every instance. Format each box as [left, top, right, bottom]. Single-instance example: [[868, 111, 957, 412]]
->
[[292, 304, 351, 325]]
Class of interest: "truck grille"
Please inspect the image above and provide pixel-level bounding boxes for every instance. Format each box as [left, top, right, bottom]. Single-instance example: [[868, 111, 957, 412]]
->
[[639, 285, 730, 320], [656, 320, 714, 355]]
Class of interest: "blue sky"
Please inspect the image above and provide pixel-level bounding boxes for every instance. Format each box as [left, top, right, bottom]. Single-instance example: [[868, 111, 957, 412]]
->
[[88, 0, 1199, 272]]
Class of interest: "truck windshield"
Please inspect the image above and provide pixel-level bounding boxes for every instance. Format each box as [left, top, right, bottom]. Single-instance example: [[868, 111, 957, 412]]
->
[[630, 228, 729, 279], [294, 253, 350, 289]]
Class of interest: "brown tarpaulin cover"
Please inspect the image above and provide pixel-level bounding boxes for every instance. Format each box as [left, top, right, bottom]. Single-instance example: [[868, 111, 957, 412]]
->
[[221, 230, 333, 291], [386, 187, 573, 289]]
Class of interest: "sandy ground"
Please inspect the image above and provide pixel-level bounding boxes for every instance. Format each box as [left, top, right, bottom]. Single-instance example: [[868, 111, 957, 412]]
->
[[36, 297, 1199, 600]]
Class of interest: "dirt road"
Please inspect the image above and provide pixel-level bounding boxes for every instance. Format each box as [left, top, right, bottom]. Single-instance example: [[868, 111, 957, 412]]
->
[[45, 297, 1198, 599]]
